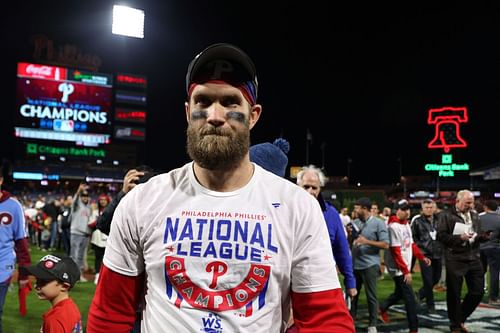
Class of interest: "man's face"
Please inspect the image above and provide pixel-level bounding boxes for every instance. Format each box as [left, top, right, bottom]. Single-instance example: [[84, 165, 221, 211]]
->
[[396, 208, 410, 220], [382, 207, 391, 217], [370, 205, 379, 217], [421, 203, 435, 217], [185, 83, 261, 170], [354, 205, 369, 220], [299, 171, 321, 198], [80, 194, 90, 204], [456, 193, 474, 213]]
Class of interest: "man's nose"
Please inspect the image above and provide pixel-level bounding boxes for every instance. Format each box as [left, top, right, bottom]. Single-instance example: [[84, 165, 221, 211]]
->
[[206, 104, 226, 126]]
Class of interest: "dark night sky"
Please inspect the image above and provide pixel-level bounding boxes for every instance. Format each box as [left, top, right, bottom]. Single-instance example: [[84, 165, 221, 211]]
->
[[2, 1, 499, 185]]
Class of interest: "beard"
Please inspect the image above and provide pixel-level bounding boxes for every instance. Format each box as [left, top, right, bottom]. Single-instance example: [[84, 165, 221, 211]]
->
[[186, 122, 250, 170]]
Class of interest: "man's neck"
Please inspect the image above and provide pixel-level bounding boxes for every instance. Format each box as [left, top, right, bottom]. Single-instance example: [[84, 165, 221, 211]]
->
[[193, 159, 254, 192]]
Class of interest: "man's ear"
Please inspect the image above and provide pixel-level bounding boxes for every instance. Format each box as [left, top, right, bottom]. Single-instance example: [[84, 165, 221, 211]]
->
[[185, 101, 190, 123], [248, 104, 262, 130]]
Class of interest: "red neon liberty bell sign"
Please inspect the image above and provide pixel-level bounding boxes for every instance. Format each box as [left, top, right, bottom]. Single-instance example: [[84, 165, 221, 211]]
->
[[427, 106, 468, 153]]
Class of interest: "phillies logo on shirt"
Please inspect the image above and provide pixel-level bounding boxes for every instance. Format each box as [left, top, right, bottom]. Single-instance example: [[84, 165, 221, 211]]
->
[[0, 212, 13, 225], [162, 210, 277, 315]]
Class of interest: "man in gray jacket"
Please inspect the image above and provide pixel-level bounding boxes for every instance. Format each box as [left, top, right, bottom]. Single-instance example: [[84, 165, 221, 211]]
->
[[69, 183, 92, 280]]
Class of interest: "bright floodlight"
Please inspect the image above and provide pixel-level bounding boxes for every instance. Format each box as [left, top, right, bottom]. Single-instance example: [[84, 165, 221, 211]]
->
[[112, 5, 145, 38]]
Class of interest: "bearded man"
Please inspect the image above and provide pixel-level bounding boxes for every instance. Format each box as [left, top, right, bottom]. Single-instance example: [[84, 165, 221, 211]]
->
[[87, 43, 354, 333]]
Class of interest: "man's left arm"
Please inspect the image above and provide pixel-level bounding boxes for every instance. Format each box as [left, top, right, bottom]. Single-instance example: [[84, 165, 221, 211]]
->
[[291, 289, 354, 333], [291, 197, 354, 332], [13, 203, 31, 283]]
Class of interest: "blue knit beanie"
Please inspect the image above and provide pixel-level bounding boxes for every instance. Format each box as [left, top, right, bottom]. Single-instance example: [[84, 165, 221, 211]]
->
[[249, 138, 290, 177]]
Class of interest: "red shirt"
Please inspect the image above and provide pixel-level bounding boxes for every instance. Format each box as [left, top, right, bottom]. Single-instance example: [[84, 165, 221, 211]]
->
[[41, 297, 82, 333]]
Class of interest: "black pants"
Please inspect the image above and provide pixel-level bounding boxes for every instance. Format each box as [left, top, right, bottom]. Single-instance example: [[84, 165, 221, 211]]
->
[[483, 248, 500, 301], [445, 258, 484, 331], [351, 265, 380, 327], [380, 275, 419, 332], [418, 257, 442, 308], [93, 244, 106, 274]]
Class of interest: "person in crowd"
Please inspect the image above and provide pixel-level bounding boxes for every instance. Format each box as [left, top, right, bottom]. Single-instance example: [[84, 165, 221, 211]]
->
[[59, 195, 73, 256], [87, 43, 354, 333], [379, 199, 431, 332], [411, 198, 442, 313], [381, 206, 392, 224], [69, 184, 92, 282], [437, 190, 491, 333], [479, 199, 500, 305], [340, 207, 351, 229], [349, 197, 389, 333], [370, 203, 382, 220], [43, 198, 62, 251], [24, 199, 38, 246], [296, 165, 357, 300], [89, 194, 111, 285], [23, 255, 82, 332], [34, 200, 49, 250], [0, 171, 31, 333], [95, 166, 153, 236]]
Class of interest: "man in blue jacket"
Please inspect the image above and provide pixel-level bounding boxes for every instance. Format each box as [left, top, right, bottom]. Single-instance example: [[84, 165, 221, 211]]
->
[[296, 165, 357, 299]]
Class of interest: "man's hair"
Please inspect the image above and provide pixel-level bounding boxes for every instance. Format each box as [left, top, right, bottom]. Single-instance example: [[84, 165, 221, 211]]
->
[[421, 198, 434, 207], [456, 189, 473, 201], [296, 165, 326, 187], [484, 199, 498, 211]]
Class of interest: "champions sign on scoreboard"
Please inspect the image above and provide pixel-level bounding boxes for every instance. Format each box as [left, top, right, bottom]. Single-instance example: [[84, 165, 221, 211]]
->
[[15, 62, 113, 146]]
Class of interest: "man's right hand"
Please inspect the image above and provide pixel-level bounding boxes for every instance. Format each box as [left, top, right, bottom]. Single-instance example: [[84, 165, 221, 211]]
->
[[403, 273, 412, 285], [122, 169, 145, 194]]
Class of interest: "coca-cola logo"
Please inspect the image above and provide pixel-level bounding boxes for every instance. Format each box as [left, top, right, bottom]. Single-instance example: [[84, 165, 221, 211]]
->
[[26, 64, 52, 76]]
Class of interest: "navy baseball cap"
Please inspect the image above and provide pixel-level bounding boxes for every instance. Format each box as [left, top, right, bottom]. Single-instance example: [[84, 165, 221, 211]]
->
[[186, 43, 258, 102], [23, 254, 80, 288]]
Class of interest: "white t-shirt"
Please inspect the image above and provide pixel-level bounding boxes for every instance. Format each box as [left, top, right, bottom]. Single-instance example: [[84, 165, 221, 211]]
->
[[104, 162, 339, 333], [385, 222, 413, 277]]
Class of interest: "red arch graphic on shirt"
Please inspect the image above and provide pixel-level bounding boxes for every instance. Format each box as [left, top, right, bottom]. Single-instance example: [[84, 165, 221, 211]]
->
[[165, 256, 270, 311]]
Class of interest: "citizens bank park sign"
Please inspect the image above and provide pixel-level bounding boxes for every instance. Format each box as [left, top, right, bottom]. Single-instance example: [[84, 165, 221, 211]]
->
[[424, 106, 470, 178], [15, 62, 114, 146]]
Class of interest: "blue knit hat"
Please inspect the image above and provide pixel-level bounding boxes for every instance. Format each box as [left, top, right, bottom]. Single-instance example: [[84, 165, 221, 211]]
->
[[250, 138, 290, 177]]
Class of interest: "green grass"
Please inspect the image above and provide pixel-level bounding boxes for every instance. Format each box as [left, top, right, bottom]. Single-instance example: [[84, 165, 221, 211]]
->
[[3, 246, 97, 333]]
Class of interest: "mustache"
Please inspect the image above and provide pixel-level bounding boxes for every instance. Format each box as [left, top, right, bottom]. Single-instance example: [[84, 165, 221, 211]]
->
[[199, 126, 231, 137]]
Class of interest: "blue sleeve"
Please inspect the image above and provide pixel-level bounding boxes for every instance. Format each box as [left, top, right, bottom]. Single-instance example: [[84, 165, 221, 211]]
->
[[11, 199, 27, 240], [324, 206, 356, 290]]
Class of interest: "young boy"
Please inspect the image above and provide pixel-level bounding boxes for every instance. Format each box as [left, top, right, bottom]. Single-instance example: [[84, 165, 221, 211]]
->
[[23, 254, 82, 333]]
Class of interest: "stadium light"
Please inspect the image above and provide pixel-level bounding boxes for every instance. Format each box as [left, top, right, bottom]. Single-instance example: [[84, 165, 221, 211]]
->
[[112, 5, 145, 38]]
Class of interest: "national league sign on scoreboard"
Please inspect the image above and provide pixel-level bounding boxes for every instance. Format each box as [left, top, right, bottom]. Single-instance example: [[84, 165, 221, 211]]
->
[[15, 62, 113, 147]]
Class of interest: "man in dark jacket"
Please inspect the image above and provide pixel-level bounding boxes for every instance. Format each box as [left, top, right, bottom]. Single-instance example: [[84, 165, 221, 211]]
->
[[437, 190, 491, 333], [411, 199, 442, 313]]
